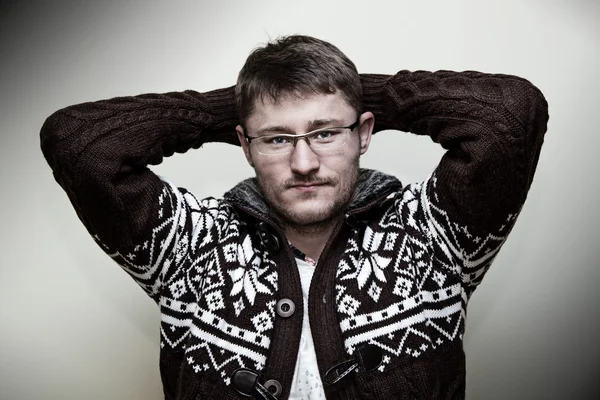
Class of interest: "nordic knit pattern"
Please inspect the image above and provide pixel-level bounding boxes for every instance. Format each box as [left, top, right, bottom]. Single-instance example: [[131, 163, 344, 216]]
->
[[40, 70, 548, 399]]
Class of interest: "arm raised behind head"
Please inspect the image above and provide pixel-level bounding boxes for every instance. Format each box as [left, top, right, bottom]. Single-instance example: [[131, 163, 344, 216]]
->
[[361, 70, 549, 292], [40, 86, 239, 300]]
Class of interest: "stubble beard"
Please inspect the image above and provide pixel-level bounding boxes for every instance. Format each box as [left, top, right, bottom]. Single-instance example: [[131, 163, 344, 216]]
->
[[258, 166, 359, 236]]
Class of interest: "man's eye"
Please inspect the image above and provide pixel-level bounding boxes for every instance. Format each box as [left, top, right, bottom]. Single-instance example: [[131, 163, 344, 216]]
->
[[265, 136, 291, 145], [316, 131, 333, 139], [314, 130, 341, 140]]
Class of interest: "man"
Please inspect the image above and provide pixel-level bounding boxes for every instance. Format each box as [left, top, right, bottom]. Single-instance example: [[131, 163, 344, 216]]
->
[[40, 35, 548, 399]]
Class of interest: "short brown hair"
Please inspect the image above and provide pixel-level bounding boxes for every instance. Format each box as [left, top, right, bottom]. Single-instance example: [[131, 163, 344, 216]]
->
[[235, 35, 362, 125]]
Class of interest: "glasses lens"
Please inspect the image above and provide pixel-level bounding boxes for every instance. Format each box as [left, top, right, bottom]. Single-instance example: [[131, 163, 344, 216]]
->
[[255, 135, 294, 155], [254, 127, 351, 155], [308, 128, 349, 151]]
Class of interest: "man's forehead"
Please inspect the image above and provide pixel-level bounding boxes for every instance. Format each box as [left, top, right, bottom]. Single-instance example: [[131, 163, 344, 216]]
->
[[246, 91, 354, 132]]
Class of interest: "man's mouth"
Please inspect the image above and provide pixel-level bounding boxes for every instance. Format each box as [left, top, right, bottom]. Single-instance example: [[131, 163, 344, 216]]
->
[[291, 183, 324, 187], [288, 182, 328, 191]]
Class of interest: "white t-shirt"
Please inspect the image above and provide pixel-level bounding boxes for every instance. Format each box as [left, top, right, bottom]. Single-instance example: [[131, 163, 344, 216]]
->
[[288, 257, 326, 400]]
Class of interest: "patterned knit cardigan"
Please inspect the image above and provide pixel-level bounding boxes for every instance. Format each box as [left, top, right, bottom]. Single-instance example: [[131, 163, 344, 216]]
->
[[40, 70, 548, 399]]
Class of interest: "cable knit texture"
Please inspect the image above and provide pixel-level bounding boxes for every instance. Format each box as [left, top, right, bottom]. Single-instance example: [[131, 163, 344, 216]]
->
[[41, 70, 548, 400]]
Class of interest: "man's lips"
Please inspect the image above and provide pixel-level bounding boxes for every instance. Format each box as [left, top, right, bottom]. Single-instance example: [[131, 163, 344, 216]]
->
[[288, 182, 329, 191], [290, 183, 325, 188]]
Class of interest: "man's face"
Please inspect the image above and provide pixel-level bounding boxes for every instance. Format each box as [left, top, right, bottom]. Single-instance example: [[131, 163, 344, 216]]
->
[[236, 92, 373, 230]]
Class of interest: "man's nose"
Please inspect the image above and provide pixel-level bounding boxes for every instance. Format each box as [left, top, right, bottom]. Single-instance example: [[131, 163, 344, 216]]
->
[[289, 138, 320, 176]]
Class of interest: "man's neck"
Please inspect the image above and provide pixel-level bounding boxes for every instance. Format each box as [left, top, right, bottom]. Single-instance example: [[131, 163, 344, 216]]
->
[[284, 217, 341, 262]]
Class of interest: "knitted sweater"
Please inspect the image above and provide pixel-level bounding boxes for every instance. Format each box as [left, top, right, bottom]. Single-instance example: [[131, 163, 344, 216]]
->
[[40, 70, 548, 399]]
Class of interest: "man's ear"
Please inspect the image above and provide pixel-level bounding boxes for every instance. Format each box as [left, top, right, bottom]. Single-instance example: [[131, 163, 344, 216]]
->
[[236, 125, 254, 167], [358, 111, 374, 155]]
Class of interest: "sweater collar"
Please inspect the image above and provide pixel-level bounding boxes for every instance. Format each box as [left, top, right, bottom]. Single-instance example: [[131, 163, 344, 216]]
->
[[223, 168, 402, 226]]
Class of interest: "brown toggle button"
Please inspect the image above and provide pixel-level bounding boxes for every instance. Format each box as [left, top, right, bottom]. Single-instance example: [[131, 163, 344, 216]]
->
[[276, 298, 295, 318], [355, 344, 384, 372], [270, 234, 280, 252], [256, 222, 281, 253], [231, 368, 259, 396], [264, 379, 283, 397], [231, 368, 281, 399], [324, 344, 384, 385]]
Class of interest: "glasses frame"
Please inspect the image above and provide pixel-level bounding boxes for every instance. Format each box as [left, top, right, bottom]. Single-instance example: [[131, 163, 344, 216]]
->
[[244, 118, 360, 155]]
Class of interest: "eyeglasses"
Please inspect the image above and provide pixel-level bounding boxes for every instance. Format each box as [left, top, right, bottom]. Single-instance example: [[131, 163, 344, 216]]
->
[[244, 119, 360, 155]]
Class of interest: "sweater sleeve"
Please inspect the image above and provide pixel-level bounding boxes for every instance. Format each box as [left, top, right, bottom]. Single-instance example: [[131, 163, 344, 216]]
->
[[361, 71, 549, 292], [40, 86, 239, 299]]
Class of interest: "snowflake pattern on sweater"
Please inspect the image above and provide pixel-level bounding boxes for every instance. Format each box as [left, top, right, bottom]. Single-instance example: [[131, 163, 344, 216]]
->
[[92, 168, 512, 390], [334, 174, 514, 371]]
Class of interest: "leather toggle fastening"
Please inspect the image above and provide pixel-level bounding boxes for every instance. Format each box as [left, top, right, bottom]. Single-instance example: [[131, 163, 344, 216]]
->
[[269, 234, 280, 252], [345, 214, 366, 237], [256, 222, 281, 252], [231, 368, 258, 396], [344, 213, 360, 230], [231, 368, 280, 399], [355, 344, 384, 371], [323, 344, 383, 385]]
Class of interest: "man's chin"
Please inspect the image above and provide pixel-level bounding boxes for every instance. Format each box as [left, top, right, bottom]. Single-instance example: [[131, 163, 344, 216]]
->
[[280, 205, 338, 227]]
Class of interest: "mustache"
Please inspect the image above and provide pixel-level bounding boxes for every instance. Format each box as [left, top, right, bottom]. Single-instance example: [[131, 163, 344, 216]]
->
[[284, 176, 337, 188]]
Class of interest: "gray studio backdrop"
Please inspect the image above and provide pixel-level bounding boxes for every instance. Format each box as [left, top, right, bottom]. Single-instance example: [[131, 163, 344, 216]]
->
[[1, 1, 599, 399]]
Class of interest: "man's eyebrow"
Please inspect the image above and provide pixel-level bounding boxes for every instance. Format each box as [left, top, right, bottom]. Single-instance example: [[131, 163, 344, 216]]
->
[[308, 118, 345, 130], [255, 125, 295, 136], [254, 118, 346, 136]]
